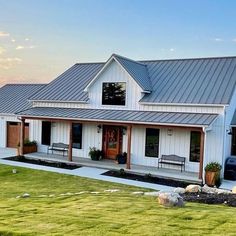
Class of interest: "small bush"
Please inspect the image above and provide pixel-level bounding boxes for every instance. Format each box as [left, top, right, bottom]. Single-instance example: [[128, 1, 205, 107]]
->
[[205, 162, 222, 172]]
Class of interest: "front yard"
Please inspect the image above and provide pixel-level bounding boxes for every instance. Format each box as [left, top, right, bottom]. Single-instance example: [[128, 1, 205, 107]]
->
[[0, 164, 236, 236]]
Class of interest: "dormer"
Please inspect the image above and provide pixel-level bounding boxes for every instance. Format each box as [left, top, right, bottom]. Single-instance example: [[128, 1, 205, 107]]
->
[[84, 54, 152, 109]]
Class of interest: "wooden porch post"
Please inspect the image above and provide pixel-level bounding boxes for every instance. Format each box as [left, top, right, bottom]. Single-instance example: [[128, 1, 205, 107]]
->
[[20, 118, 25, 156], [126, 125, 132, 169], [68, 122, 73, 162], [199, 130, 205, 179]]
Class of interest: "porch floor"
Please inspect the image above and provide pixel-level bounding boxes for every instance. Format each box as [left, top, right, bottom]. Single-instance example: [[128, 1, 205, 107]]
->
[[24, 152, 201, 184]]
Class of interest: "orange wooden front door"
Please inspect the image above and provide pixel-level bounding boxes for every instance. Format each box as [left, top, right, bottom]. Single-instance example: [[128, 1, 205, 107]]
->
[[103, 126, 122, 159], [7, 122, 29, 148]]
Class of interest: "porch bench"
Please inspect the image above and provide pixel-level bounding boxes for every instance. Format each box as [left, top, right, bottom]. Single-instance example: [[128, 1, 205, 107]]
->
[[158, 154, 186, 172], [47, 143, 69, 156]]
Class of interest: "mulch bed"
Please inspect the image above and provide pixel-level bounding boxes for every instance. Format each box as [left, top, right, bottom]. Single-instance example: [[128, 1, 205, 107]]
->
[[102, 169, 196, 188], [4, 156, 81, 170], [181, 192, 236, 207]]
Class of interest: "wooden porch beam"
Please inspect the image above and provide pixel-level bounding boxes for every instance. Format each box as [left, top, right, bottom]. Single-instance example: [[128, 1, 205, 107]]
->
[[20, 118, 25, 156], [198, 130, 205, 180], [68, 122, 73, 162], [126, 125, 132, 169]]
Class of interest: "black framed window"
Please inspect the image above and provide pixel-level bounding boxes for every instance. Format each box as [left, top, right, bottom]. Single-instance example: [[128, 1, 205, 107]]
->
[[72, 123, 82, 149], [41, 121, 51, 145], [145, 128, 159, 157], [189, 131, 201, 162], [102, 82, 126, 106], [231, 127, 236, 155]]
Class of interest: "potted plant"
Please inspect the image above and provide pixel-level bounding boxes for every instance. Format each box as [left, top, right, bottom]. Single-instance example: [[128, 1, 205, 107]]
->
[[88, 147, 102, 161], [17, 139, 37, 155], [116, 152, 127, 164], [204, 162, 222, 187]]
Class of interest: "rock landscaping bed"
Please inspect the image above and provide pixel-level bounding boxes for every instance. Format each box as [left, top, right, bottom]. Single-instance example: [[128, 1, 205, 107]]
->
[[103, 169, 195, 187], [4, 156, 81, 170]]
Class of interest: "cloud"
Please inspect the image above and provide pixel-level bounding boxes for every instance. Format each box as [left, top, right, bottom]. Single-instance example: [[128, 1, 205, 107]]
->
[[16, 45, 24, 50], [169, 48, 175, 52], [232, 38, 236, 42], [11, 39, 16, 42], [0, 31, 10, 37], [16, 45, 36, 50], [25, 38, 29, 41], [0, 47, 5, 55], [0, 57, 22, 69], [214, 38, 223, 42]]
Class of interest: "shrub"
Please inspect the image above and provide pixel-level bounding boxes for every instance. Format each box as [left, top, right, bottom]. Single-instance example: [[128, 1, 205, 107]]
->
[[205, 162, 222, 172]]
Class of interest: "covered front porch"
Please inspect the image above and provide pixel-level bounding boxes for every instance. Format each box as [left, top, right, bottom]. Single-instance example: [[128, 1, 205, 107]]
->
[[17, 107, 219, 182], [25, 151, 200, 183]]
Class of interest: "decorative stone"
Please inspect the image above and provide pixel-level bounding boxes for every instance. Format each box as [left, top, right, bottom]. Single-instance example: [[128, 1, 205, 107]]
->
[[104, 189, 120, 193], [158, 192, 185, 207], [185, 184, 201, 193], [38, 195, 47, 197], [216, 189, 232, 195], [174, 187, 186, 194], [91, 192, 100, 194], [22, 193, 30, 198], [49, 194, 55, 197], [232, 186, 236, 194], [201, 184, 218, 194], [144, 192, 160, 197], [12, 169, 17, 174], [16, 195, 21, 199], [132, 191, 144, 195]]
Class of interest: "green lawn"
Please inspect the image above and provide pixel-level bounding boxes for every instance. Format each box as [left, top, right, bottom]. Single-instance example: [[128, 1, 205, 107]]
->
[[0, 165, 236, 236]]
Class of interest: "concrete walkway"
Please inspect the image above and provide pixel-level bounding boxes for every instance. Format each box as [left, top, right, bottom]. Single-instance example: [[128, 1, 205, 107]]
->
[[0, 148, 174, 191]]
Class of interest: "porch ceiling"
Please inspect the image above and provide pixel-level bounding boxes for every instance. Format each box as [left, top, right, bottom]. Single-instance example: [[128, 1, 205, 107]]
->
[[16, 107, 218, 127]]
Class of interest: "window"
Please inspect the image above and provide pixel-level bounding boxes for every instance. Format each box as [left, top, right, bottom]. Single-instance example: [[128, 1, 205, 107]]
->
[[145, 128, 159, 157], [102, 82, 126, 106], [189, 131, 201, 162], [231, 127, 236, 155], [41, 121, 51, 145], [72, 123, 82, 149]]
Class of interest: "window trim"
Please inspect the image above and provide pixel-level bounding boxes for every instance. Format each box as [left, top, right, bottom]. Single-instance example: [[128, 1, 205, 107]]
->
[[101, 82, 127, 106], [145, 128, 160, 158]]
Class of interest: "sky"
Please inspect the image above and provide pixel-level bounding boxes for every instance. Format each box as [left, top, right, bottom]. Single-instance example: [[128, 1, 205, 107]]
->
[[0, 0, 236, 86]]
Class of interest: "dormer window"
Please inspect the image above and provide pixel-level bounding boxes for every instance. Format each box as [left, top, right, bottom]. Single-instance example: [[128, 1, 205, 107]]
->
[[102, 82, 126, 106]]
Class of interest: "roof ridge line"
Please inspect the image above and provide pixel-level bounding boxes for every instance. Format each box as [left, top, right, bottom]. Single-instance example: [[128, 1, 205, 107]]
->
[[112, 53, 147, 66]]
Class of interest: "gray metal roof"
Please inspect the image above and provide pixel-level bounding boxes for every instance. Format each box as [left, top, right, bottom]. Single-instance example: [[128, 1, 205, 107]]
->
[[231, 110, 236, 126], [30, 63, 104, 101], [0, 84, 46, 114], [17, 107, 218, 126], [30, 55, 236, 105], [113, 54, 152, 92]]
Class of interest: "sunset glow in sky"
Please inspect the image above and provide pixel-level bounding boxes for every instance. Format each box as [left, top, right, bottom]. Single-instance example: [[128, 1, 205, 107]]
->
[[0, 0, 236, 86]]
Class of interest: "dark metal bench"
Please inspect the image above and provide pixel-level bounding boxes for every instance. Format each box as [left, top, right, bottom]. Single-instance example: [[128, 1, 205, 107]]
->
[[158, 154, 186, 172], [47, 142, 69, 156]]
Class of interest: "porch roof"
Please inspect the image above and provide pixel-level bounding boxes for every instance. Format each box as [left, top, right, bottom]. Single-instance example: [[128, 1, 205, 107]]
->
[[16, 107, 218, 127]]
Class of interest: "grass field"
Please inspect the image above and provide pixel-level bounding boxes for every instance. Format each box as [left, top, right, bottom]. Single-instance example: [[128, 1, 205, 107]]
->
[[0, 164, 236, 236]]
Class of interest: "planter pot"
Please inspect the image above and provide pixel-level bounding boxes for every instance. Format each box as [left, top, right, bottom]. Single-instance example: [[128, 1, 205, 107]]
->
[[117, 156, 127, 164], [90, 154, 102, 161], [23, 145, 37, 154], [205, 171, 220, 187]]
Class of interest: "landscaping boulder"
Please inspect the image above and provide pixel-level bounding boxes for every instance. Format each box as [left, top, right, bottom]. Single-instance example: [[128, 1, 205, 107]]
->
[[232, 186, 236, 194], [174, 187, 186, 194], [201, 184, 218, 194], [22, 193, 30, 198], [185, 184, 201, 193], [158, 192, 185, 207], [144, 191, 160, 197], [216, 189, 232, 195]]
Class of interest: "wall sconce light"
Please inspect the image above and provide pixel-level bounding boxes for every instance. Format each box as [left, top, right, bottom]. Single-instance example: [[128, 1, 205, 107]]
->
[[122, 127, 127, 135], [227, 129, 233, 135], [167, 128, 173, 136], [97, 124, 102, 133]]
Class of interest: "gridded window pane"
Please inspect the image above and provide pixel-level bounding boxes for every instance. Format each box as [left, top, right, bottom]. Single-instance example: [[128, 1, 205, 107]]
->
[[190, 131, 201, 162], [102, 82, 126, 106], [145, 128, 159, 157], [72, 123, 82, 149]]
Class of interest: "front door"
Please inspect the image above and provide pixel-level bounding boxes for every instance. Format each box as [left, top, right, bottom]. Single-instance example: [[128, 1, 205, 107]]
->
[[103, 126, 122, 159]]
